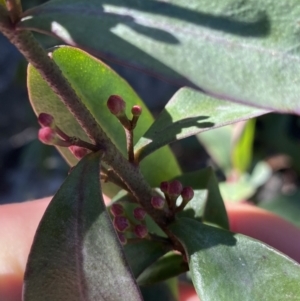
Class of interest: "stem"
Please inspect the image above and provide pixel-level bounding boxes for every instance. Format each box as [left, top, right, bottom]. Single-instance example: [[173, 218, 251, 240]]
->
[[125, 128, 134, 162], [0, 12, 184, 254]]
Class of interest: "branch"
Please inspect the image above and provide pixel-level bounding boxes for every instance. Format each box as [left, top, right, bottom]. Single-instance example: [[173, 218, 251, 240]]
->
[[0, 13, 180, 241]]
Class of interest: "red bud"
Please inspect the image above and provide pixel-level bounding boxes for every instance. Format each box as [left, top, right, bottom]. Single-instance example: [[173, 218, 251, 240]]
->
[[38, 127, 56, 145], [151, 196, 165, 209], [134, 224, 148, 238], [181, 186, 194, 202], [160, 181, 169, 193], [38, 113, 54, 127], [131, 105, 142, 116], [168, 180, 183, 197], [113, 216, 130, 232], [133, 207, 146, 221], [110, 203, 124, 216], [117, 232, 127, 245], [69, 145, 89, 159], [107, 95, 126, 115]]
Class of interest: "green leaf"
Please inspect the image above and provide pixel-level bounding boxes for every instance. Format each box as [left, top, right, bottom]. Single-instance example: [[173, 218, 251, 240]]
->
[[231, 119, 256, 174], [135, 87, 267, 161], [177, 189, 206, 222], [197, 125, 233, 175], [169, 217, 300, 301], [219, 161, 272, 202], [175, 167, 229, 229], [23, 152, 142, 301], [141, 278, 179, 301], [18, 0, 300, 113], [27, 46, 181, 197], [124, 240, 171, 278], [137, 253, 188, 286]]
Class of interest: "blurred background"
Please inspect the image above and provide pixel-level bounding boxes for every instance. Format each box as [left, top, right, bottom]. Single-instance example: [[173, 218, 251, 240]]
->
[[1, 0, 300, 230]]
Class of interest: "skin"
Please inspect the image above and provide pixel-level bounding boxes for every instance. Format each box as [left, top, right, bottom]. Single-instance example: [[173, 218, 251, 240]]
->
[[1, 198, 300, 301]]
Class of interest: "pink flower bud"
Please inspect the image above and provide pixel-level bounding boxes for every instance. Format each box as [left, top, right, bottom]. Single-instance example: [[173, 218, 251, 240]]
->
[[160, 181, 169, 193], [110, 203, 124, 216], [38, 127, 57, 145], [133, 207, 146, 221], [168, 180, 183, 197], [134, 224, 148, 238], [117, 232, 127, 245], [68, 145, 89, 159], [107, 95, 126, 115], [181, 186, 194, 202], [38, 113, 54, 127], [151, 196, 165, 209], [113, 216, 130, 232], [131, 105, 142, 116]]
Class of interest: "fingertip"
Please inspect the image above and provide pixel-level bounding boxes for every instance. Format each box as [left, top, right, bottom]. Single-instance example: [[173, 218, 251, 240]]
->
[[0, 197, 51, 301], [179, 283, 200, 301]]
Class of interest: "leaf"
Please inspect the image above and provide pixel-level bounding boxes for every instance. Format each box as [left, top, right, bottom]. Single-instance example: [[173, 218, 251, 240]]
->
[[137, 253, 188, 286], [134, 87, 267, 161], [175, 167, 229, 229], [27, 45, 181, 196], [231, 119, 256, 174], [197, 125, 233, 175], [219, 161, 272, 202], [23, 152, 142, 301], [177, 189, 206, 222], [140, 278, 179, 301], [18, 0, 300, 113], [124, 240, 171, 278], [169, 217, 300, 301]]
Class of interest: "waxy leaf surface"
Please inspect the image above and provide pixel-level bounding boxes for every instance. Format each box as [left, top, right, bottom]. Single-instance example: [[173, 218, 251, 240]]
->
[[18, 0, 300, 113], [137, 253, 188, 286], [134, 88, 268, 161], [23, 152, 142, 301], [27, 46, 181, 196], [124, 240, 171, 278], [169, 218, 300, 301]]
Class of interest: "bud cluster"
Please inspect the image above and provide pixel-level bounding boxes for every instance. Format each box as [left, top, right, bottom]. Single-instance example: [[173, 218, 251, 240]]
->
[[153, 180, 194, 215], [110, 203, 149, 243], [37, 113, 94, 160]]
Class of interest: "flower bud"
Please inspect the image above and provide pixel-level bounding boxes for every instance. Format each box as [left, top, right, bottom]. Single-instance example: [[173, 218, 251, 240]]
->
[[110, 203, 124, 216], [151, 196, 165, 209], [168, 180, 183, 197], [131, 105, 142, 116], [107, 95, 126, 116], [181, 186, 194, 202], [68, 145, 89, 159], [133, 207, 146, 221], [113, 216, 130, 232], [160, 181, 169, 193], [134, 224, 148, 239], [38, 127, 57, 145], [117, 232, 127, 245], [38, 113, 54, 127]]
